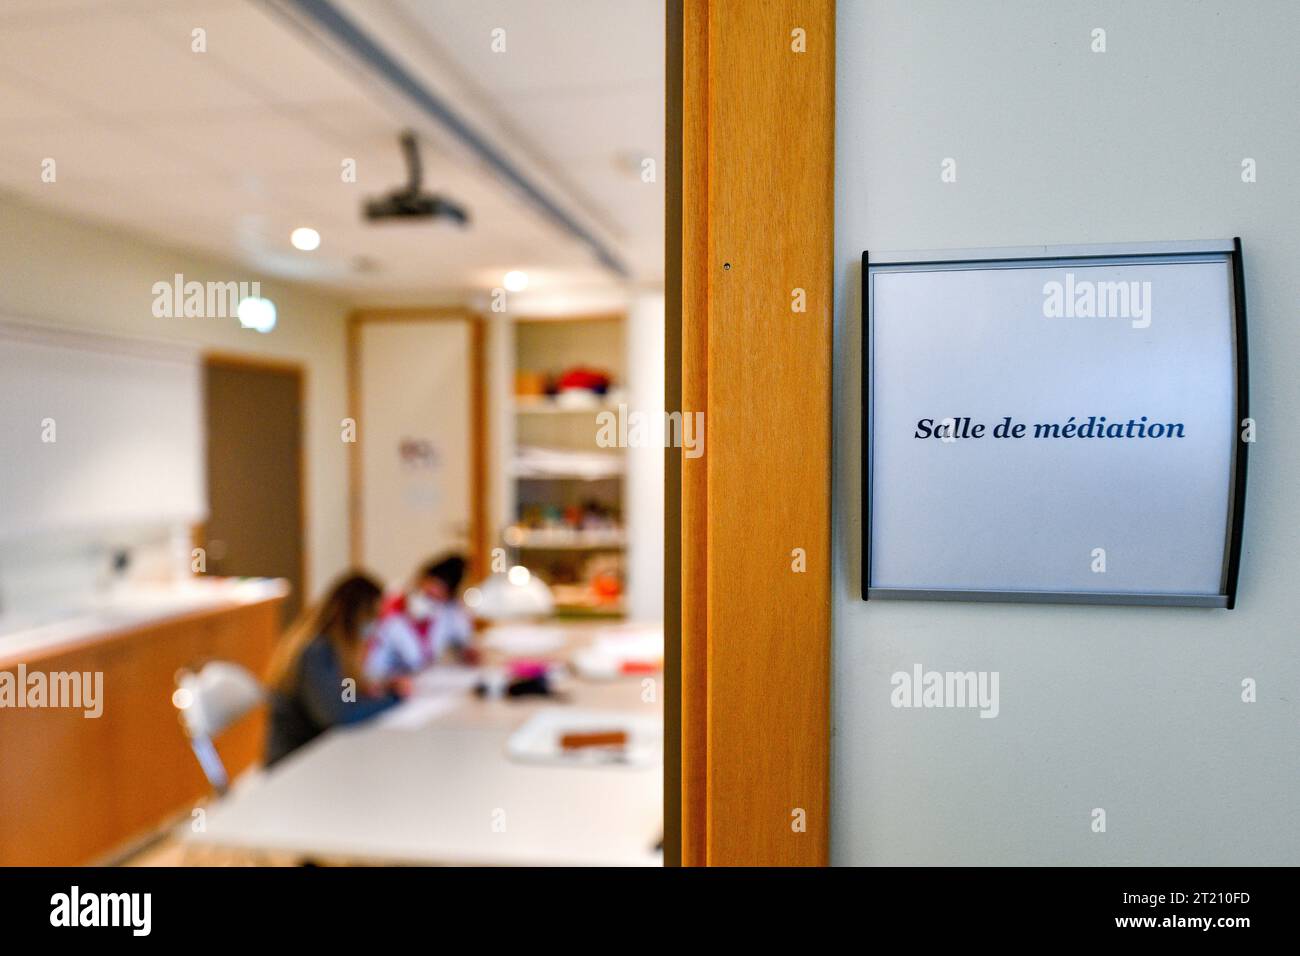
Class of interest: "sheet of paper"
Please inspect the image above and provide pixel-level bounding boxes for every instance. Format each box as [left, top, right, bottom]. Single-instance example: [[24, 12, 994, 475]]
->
[[412, 665, 482, 695], [376, 694, 463, 731]]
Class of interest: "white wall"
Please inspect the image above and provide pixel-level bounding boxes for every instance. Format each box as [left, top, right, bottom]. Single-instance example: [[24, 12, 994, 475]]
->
[[834, 0, 1300, 864], [0, 193, 354, 604], [625, 291, 665, 621]]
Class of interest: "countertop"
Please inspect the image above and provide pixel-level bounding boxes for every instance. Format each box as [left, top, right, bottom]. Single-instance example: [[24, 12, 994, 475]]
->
[[0, 578, 288, 667]]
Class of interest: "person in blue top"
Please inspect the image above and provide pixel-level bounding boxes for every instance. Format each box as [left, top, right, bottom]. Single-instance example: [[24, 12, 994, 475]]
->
[[264, 572, 408, 766]]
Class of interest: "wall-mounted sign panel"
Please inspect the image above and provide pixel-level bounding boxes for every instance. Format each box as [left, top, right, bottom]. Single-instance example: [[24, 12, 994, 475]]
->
[[862, 240, 1248, 607]]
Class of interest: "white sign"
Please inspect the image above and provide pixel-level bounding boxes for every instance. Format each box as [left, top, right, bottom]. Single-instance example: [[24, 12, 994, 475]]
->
[[864, 242, 1246, 607]]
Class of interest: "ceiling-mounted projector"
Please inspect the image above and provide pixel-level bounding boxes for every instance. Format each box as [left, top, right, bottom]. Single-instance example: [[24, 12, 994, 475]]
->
[[365, 130, 469, 226]]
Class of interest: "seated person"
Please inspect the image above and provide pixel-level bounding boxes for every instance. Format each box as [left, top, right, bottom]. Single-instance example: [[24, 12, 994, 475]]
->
[[265, 572, 408, 766], [364, 554, 475, 682]]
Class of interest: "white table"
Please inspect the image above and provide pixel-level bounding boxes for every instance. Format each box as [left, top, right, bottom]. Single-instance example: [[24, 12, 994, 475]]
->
[[186, 630, 664, 866]]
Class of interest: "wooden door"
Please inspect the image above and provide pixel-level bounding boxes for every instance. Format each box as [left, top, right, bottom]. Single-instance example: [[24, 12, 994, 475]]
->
[[201, 356, 306, 623]]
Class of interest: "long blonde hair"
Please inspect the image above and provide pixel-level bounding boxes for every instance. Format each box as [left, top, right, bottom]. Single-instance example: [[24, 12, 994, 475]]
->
[[266, 572, 382, 694]]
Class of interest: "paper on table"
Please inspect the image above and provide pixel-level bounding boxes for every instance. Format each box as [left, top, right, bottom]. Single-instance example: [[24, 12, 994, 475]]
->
[[481, 626, 567, 656], [411, 665, 482, 695], [572, 624, 664, 680], [506, 708, 661, 769], [376, 694, 462, 731]]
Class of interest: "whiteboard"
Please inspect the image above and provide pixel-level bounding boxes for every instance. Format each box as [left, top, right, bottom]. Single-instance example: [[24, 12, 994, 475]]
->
[[0, 321, 205, 539], [863, 241, 1246, 607]]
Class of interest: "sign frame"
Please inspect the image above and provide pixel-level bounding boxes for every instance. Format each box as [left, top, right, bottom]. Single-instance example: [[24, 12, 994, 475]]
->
[[861, 239, 1249, 608]]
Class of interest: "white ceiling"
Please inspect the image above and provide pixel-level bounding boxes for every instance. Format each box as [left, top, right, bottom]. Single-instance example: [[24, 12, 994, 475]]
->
[[0, 0, 664, 299]]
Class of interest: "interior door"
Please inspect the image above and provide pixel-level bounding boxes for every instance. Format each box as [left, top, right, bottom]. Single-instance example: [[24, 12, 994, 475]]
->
[[202, 357, 306, 624], [353, 313, 483, 586]]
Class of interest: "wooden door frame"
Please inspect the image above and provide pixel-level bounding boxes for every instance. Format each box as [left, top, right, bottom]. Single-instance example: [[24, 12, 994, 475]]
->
[[200, 351, 311, 602], [347, 308, 489, 582], [666, 0, 834, 866]]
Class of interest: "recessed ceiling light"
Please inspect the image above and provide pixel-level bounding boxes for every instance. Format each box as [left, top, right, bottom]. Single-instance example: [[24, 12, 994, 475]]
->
[[290, 227, 321, 251], [237, 296, 277, 334], [503, 270, 529, 292]]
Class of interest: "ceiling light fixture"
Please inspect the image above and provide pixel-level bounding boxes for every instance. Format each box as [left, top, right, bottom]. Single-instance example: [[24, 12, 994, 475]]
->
[[237, 296, 277, 334], [503, 270, 529, 293], [290, 227, 321, 251]]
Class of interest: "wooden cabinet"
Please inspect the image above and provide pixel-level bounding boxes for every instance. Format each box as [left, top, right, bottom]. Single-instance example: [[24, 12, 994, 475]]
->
[[0, 597, 281, 865]]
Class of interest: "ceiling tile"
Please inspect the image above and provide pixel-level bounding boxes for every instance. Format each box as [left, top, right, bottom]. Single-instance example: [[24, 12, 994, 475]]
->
[[148, 111, 345, 177], [390, 0, 663, 94], [142, 2, 382, 108], [0, 15, 264, 118], [0, 69, 83, 122], [1, 117, 200, 183], [0, 0, 124, 20]]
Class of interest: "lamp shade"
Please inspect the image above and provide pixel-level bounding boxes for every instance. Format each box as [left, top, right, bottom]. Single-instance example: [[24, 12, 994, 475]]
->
[[467, 569, 555, 621]]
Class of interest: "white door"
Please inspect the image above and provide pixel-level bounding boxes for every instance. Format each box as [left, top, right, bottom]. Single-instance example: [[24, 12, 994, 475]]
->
[[357, 318, 475, 586]]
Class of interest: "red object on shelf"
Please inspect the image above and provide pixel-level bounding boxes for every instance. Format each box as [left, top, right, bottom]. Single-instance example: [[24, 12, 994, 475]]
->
[[591, 572, 622, 601], [555, 366, 611, 392]]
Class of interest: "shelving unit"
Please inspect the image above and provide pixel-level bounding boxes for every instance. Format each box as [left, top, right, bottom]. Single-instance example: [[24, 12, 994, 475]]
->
[[508, 313, 628, 618], [513, 396, 620, 415]]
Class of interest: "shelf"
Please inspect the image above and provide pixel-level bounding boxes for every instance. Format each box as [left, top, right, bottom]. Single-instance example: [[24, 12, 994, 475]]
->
[[514, 397, 618, 415], [554, 604, 626, 620], [513, 472, 623, 483], [505, 527, 626, 550], [511, 447, 624, 481]]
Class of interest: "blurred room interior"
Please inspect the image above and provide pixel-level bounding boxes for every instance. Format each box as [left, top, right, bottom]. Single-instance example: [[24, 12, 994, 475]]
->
[[0, 0, 665, 866]]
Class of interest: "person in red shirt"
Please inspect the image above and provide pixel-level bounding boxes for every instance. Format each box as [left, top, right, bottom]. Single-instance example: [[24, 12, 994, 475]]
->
[[365, 554, 476, 681]]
